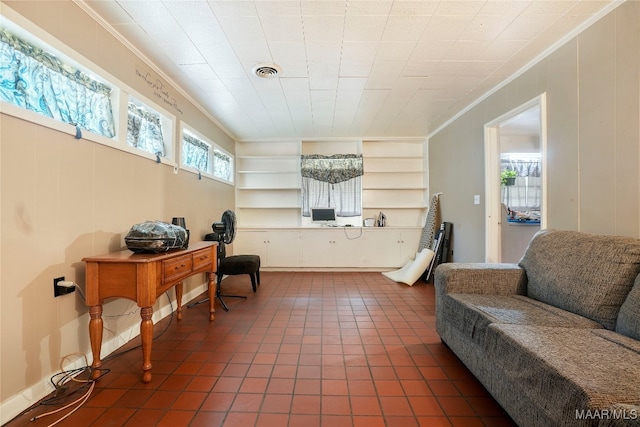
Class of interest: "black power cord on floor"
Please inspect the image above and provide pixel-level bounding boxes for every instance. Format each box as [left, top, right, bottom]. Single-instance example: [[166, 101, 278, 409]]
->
[[28, 354, 101, 426], [10, 292, 176, 426]]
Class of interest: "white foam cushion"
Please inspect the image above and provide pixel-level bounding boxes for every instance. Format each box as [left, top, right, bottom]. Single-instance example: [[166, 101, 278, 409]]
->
[[382, 248, 435, 286]]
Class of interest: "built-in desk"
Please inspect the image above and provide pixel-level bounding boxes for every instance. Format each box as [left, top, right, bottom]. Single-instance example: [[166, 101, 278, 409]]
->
[[233, 227, 422, 269], [83, 241, 217, 382]]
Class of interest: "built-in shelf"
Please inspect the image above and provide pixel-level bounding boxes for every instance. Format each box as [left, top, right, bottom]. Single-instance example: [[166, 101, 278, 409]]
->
[[236, 187, 300, 190], [364, 205, 428, 209], [237, 170, 298, 174], [236, 205, 301, 209], [235, 139, 428, 229], [362, 139, 428, 227], [365, 186, 427, 190], [361, 155, 421, 159], [235, 141, 302, 227]]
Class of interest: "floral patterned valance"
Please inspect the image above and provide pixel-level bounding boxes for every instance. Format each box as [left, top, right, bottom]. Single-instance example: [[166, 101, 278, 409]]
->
[[183, 132, 210, 171], [0, 28, 112, 95], [0, 28, 115, 137], [301, 154, 363, 184], [127, 102, 165, 156]]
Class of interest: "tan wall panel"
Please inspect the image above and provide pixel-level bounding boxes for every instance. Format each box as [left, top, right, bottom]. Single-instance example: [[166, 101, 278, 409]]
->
[[0, 0, 235, 410], [429, 2, 640, 262]]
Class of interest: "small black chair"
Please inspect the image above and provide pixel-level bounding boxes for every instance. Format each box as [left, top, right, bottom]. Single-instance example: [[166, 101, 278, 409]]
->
[[215, 242, 260, 310], [188, 210, 260, 311]]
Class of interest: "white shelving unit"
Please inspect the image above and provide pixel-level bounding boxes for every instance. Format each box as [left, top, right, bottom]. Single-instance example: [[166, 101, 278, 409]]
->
[[235, 140, 302, 228], [233, 138, 429, 268], [362, 139, 428, 227]]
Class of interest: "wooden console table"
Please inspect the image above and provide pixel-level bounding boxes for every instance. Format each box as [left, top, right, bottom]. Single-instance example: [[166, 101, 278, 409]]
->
[[83, 241, 217, 383]]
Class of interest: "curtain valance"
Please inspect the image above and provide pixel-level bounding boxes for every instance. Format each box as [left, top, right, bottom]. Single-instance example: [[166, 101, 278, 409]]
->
[[0, 28, 115, 137], [182, 133, 209, 171], [183, 133, 209, 151], [501, 159, 541, 177], [301, 154, 363, 184], [127, 102, 165, 156], [0, 29, 112, 95]]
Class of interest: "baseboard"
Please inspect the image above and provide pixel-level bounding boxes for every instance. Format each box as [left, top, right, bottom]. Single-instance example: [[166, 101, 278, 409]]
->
[[0, 284, 207, 425]]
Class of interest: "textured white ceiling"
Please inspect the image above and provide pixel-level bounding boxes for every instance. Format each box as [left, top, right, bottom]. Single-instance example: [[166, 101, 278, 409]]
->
[[82, 0, 615, 140]]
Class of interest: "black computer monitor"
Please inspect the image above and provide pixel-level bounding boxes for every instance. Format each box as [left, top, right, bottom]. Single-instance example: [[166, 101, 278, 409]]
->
[[311, 207, 336, 222]]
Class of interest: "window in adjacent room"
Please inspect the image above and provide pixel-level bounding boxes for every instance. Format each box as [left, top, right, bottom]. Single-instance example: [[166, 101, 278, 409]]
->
[[181, 127, 233, 184], [501, 153, 542, 212], [0, 26, 116, 138], [301, 154, 363, 217]]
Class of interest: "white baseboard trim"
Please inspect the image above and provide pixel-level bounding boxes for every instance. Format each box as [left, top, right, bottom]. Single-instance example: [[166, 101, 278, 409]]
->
[[0, 284, 207, 425]]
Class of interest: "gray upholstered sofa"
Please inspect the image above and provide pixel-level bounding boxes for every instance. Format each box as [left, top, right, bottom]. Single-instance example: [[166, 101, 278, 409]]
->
[[435, 229, 640, 427]]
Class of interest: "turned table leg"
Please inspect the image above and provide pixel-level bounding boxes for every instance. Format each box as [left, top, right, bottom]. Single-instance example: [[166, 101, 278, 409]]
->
[[140, 306, 153, 383], [89, 305, 103, 380], [176, 282, 183, 320], [208, 272, 216, 321]]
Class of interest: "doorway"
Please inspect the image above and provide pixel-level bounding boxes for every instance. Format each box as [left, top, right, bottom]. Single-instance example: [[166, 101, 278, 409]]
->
[[484, 95, 547, 263]]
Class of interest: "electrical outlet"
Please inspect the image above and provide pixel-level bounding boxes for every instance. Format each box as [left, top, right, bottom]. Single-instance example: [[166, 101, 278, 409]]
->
[[54, 277, 75, 297]]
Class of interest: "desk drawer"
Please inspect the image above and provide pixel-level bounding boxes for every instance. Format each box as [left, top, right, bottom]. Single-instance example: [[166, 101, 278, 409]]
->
[[163, 254, 193, 283], [192, 248, 213, 270]]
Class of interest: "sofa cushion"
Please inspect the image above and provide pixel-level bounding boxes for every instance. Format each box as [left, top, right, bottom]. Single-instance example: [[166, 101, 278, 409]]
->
[[444, 294, 602, 345], [616, 274, 640, 341], [485, 325, 640, 425], [519, 229, 640, 330]]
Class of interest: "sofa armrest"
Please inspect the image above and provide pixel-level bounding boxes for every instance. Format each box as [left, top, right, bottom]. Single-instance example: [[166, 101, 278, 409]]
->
[[434, 263, 527, 296]]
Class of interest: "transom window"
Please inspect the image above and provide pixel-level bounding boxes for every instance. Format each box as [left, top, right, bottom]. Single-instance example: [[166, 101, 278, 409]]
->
[[0, 27, 116, 138], [127, 97, 167, 158], [2, 17, 229, 185], [181, 127, 233, 184]]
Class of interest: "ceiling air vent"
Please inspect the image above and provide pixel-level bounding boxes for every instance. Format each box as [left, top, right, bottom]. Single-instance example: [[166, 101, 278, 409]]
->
[[253, 63, 282, 78]]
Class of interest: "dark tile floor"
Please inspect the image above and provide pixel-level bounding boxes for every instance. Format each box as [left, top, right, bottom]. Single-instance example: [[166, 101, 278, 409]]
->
[[7, 271, 517, 427]]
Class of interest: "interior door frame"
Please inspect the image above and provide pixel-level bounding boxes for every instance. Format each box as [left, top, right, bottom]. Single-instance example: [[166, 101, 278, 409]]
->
[[484, 94, 548, 263]]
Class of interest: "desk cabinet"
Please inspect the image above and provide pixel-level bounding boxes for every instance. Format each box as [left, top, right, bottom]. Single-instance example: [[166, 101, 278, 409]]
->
[[234, 227, 421, 269], [301, 229, 365, 268], [362, 228, 422, 268], [234, 230, 302, 267]]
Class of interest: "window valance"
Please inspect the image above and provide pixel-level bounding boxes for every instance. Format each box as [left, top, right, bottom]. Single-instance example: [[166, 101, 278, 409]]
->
[[182, 132, 209, 171], [213, 149, 233, 181], [501, 158, 541, 177], [300, 154, 363, 184], [0, 29, 113, 95], [0, 28, 115, 137], [127, 102, 165, 156]]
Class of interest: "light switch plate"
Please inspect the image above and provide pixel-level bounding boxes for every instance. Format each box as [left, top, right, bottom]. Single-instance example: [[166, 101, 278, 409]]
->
[[474, 195, 480, 205]]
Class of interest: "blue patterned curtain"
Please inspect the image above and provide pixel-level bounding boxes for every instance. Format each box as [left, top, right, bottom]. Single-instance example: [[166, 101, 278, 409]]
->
[[182, 130, 232, 181], [182, 132, 209, 171], [127, 101, 165, 157], [301, 154, 363, 217], [213, 149, 232, 181], [0, 28, 115, 137]]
